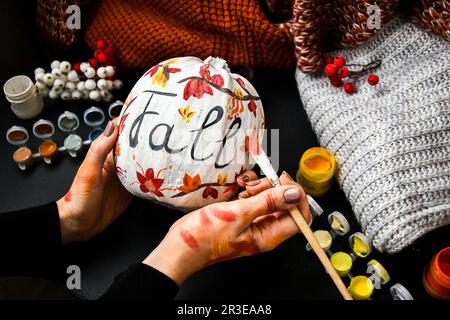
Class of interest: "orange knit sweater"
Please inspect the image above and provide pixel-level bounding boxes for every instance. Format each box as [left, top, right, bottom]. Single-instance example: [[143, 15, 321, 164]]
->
[[83, 0, 296, 71]]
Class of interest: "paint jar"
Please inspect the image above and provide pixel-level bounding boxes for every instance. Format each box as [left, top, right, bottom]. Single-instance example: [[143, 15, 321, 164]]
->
[[349, 232, 372, 258], [39, 140, 58, 164], [306, 194, 323, 223], [297, 147, 336, 197], [390, 283, 414, 300], [331, 252, 353, 277], [306, 230, 332, 251], [423, 247, 450, 299], [89, 128, 104, 142], [348, 275, 374, 300], [13, 146, 34, 170], [33, 119, 55, 139], [327, 211, 350, 236], [367, 259, 390, 289], [58, 111, 80, 132], [64, 134, 83, 158], [3, 75, 43, 119], [6, 126, 29, 145], [108, 100, 124, 119], [84, 106, 105, 127]]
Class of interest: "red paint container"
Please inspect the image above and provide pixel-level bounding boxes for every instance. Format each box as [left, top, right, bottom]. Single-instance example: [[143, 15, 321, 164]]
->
[[423, 247, 450, 299]]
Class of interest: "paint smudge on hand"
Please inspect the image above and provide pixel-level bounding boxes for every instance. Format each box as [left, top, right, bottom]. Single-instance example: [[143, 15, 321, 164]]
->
[[210, 207, 236, 222], [208, 237, 260, 265], [63, 190, 72, 202], [199, 209, 212, 227], [180, 229, 199, 250]]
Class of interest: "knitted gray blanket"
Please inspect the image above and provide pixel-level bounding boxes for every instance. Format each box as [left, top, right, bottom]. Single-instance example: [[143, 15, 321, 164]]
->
[[296, 18, 450, 253]]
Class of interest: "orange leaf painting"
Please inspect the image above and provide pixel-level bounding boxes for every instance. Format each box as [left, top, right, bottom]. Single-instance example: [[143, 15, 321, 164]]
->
[[178, 173, 201, 193], [217, 174, 228, 186]]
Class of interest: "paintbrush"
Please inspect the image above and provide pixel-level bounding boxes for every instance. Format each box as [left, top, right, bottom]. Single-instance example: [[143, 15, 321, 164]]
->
[[250, 146, 353, 300]]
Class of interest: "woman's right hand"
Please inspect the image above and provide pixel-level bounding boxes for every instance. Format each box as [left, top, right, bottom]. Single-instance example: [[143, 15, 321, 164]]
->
[[143, 171, 311, 285]]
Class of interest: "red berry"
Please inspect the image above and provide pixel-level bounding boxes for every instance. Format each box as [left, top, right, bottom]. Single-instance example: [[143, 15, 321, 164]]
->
[[334, 56, 346, 68], [344, 82, 356, 94], [325, 64, 337, 76], [329, 75, 343, 87], [88, 58, 98, 68], [325, 56, 334, 64], [94, 50, 102, 60], [97, 39, 106, 50], [104, 47, 114, 57], [338, 67, 349, 78], [98, 52, 108, 63], [73, 63, 81, 73], [368, 74, 379, 86]]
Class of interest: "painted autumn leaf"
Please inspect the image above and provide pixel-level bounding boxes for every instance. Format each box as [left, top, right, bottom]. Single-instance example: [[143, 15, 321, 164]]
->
[[178, 173, 201, 193], [217, 174, 228, 186], [203, 186, 218, 199], [178, 105, 196, 123]]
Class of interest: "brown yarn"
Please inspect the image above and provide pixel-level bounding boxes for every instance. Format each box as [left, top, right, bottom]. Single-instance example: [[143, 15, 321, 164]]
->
[[411, 0, 450, 42], [82, 0, 296, 71]]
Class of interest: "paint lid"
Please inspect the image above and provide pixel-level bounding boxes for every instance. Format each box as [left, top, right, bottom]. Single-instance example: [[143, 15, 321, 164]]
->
[[390, 283, 414, 300], [64, 134, 83, 152], [349, 275, 374, 300], [6, 126, 29, 145], [330, 252, 353, 277], [307, 194, 324, 218], [349, 232, 372, 258], [108, 100, 124, 119], [58, 111, 80, 132], [328, 211, 350, 236], [84, 106, 105, 127], [367, 259, 390, 285], [32, 119, 55, 139]]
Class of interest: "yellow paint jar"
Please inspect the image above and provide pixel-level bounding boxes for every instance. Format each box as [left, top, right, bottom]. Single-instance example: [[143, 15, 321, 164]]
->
[[331, 252, 353, 277], [296, 147, 336, 197], [349, 275, 374, 300], [349, 232, 372, 258], [367, 259, 391, 285]]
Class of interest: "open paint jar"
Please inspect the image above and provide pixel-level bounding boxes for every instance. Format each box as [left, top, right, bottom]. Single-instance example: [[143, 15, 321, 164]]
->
[[13, 146, 34, 170], [297, 147, 336, 197], [328, 211, 350, 236], [423, 247, 450, 299], [349, 232, 372, 258], [6, 126, 29, 145], [88, 128, 104, 142], [84, 106, 105, 127], [108, 100, 124, 119], [58, 111, 80, 132], [367, 259, 390, 288], [64, 134, 83, 157], [33, 119, 55, 139], [39, 140, 58, 164], [331, 252, 353, 277], [3, 75, 43, 119], [348, 275, 374, 300], [306, 230, 332, 251]]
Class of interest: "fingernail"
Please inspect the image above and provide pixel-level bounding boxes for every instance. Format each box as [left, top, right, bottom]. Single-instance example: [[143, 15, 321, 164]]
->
[[246, 179, 261, 187], [284, 188, 301, 204], [282, 171, 294, 181], [103, 121, 114, 137], [238, 191, 250, 199], [237, 174, 249, 184]]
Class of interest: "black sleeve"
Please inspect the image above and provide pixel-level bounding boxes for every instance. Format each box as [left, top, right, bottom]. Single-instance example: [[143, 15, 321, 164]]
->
[[0, 202, 62, 278], [100, 263, 179, 300]]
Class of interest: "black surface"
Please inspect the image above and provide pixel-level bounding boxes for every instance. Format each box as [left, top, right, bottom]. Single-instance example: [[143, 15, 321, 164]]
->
[[1, 0, 449, 300]]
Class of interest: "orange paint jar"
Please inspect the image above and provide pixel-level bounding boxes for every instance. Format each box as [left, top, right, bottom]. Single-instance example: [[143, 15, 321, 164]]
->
[[423, 247, 450, 299]]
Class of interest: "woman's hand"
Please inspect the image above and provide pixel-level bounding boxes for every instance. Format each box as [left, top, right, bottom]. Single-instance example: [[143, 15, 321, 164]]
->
[[56, 120, 134, 244], [143, 171, 311, 285]]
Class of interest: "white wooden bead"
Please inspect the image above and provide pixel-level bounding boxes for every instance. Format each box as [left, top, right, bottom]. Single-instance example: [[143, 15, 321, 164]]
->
[[97, 67, 107, 78], [61, 90, 71, 100], [106, 80, 114, 90], [89, 90, 101, 101], [85, 79, 96, 91], [53, 78, 65, 90], [80, 62, 90, 73], [49, 89, 59, 99], [52, 85, 62, 93], [43, 73, 55, 86], [67, 70, 79, 82], [35, 73, 45, 83], [50, 60, 60, 70], [113, 79, 123, 90], [71, 90, 82, 100], [38, 87, 48, 97], [97, 79, 107, 90], [85, 67, 96, 78], [34, 67, 45, 75], [59, 74, 67, 82], [65, 81, 76, 91], [76, 81, 85, 91], [105, 66, 115, 77], [60, 61, 71, 73], [35, 81, 46, 90], [101, 90, 113, 102]]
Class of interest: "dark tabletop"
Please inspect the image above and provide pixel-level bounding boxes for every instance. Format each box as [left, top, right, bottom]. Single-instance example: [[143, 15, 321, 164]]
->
[[1, 0, 449, 300]]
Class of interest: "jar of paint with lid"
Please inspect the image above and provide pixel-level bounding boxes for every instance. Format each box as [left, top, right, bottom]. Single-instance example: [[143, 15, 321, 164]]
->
[[297, 147, 336, 197], [3, 75, 43, 119], [423, 247, 450, 299]]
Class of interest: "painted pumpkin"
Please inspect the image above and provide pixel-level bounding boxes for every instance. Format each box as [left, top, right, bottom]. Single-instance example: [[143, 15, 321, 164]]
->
[[115, 56, 265, 211]]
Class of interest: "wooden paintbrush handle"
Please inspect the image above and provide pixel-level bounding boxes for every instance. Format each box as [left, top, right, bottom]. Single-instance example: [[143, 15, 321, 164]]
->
[[288, 206, 353, 300]]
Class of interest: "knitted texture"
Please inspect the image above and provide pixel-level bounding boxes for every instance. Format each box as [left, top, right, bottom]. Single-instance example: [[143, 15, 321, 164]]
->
[[83, 0, 296, 71], [295, 18, 450, 253]]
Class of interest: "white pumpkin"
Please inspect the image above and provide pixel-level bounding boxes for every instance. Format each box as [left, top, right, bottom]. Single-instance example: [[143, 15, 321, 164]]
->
[[115, 56, 265, 211]]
